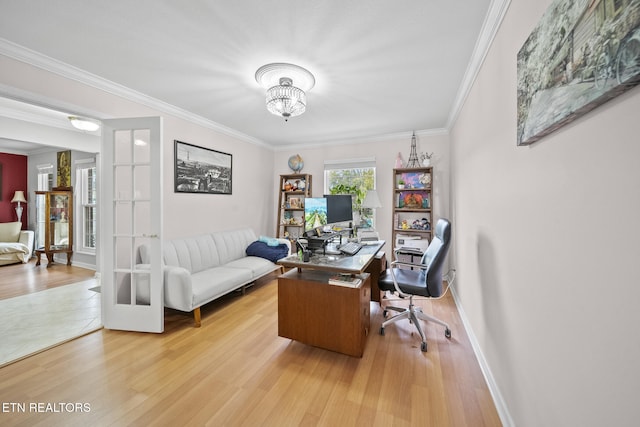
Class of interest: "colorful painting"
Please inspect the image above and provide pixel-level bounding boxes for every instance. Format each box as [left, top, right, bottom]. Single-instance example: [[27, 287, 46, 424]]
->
[[517, 0, 640, 145], [399, 171, 431, 189], [397, 191, 430, 209]]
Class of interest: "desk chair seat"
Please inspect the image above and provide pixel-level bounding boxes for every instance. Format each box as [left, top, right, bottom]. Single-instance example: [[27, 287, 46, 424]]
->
[[378, 218, 452, 352]]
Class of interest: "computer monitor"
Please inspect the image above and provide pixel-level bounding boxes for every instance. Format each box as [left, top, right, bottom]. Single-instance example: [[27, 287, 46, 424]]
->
[[304, 197, 328, 231], [325, 194, 353, 224]]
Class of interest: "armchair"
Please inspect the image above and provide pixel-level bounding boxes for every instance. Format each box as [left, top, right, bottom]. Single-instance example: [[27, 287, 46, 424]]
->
[[378, 218, 453, 352]]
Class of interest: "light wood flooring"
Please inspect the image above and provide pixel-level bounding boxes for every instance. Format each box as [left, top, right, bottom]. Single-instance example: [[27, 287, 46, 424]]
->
[[0, 272, 502, 426], [0, 259, 95, 300]]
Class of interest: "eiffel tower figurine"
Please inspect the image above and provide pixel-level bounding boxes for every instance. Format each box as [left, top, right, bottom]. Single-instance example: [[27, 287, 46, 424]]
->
[[406, 132, 421, 168]]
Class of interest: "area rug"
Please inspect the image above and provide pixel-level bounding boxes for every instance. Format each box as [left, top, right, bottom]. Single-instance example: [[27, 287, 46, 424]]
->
[[0, 279, 102, 367]]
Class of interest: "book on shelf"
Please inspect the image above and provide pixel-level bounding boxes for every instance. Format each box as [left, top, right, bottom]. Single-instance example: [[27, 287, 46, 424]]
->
[[328, 274, 362, 288]]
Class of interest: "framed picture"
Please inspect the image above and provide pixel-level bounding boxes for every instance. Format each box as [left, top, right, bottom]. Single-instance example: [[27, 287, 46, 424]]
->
[[174, 140, 232, 194], [399, 172, 431, 189], [289, 197, 300, 209], [57, 150, 71, 187], [517, 0, 640, 145]]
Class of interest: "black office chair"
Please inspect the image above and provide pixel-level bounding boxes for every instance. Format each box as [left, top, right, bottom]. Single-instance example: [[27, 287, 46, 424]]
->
[[378, 218, 453, 352]]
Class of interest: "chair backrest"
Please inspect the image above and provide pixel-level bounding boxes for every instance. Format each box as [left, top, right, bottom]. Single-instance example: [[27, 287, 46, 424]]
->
[[419, 218, 451, 297]]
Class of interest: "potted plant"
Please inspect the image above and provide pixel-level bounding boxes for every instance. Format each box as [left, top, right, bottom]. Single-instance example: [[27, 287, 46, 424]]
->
[[420, 152, 434, 167], [398, 179, 405, 189]]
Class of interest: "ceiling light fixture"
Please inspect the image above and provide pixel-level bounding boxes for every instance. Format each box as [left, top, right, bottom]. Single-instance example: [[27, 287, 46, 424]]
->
[[68, 116, 100, 132], [255, 63, 315, 121]]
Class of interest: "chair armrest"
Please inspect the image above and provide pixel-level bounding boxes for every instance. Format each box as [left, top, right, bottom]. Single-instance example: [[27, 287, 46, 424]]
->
[[19, 230, 35, 255], [277, 238, 292, 255], [389, 259, 427, 270]]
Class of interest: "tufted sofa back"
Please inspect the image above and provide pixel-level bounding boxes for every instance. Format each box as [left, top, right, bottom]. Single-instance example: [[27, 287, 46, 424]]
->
[[138, 228, 258, 274]]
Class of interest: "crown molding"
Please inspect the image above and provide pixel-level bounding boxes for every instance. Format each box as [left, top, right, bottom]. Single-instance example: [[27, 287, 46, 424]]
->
[[446, 0, 511, 129], [273, 128, 449, 152], [0, 38, 269, 149]]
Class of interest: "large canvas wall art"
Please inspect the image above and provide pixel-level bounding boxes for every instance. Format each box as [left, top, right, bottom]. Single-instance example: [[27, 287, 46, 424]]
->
[[517, 0, 640, 145], [174, 140, 232, 194]]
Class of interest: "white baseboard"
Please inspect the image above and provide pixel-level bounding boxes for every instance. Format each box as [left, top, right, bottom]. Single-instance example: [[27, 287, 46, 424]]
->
[[51, 254, 96, 272], [450, 286, 515, 427]]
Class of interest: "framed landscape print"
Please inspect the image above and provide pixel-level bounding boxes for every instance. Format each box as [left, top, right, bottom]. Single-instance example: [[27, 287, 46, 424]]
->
[[174, 140, 232, 194], [517, 0, 640, 145]]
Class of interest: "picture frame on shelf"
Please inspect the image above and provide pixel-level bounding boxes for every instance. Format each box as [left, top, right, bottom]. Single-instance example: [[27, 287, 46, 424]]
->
[[396, 191, 430, 209], [398, 171, 431, 189], [174, 140, 232, 194], [289, 197, 300, 209]]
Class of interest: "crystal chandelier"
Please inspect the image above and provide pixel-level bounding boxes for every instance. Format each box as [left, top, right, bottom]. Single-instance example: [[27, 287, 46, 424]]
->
[[256, 63, 315, 121]]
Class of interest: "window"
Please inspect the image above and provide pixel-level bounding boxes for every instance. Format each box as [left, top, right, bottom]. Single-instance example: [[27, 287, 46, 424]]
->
[[76, 162, 97, 253], [36, 164, 53, 191], [324, 158, 376, 227], [35, 164, 54, 249]]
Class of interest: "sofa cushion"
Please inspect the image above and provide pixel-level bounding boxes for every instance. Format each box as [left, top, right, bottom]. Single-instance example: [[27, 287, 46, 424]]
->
[[191, 266, 253, 306], [226, 256, 279, 278], [245, 241, 288, 262], [0, 222, 22, 243]]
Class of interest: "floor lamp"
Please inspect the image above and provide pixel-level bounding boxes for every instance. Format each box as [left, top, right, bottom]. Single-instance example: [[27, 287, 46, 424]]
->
[[11, 191, 27, 223]]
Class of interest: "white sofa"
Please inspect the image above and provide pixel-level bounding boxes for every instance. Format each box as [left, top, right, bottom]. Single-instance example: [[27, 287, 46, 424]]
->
[[0, 222, 34, 266], [138, 228, 290, 326]]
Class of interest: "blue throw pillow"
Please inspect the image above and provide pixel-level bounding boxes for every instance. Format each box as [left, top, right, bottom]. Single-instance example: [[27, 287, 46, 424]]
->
[[246, 241, 288, 262], [259, 235, 280, 246]]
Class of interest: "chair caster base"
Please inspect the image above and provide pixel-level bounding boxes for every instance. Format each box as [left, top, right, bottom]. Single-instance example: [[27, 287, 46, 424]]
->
[[421, 342, 427, 352], [445, 328, 451, 339], [380, 327, 385, 336]]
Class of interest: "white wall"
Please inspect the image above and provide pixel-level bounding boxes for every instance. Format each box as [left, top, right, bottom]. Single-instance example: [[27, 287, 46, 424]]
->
[[273, 132, 451, 247], [1, 55, 276, 241], [450, 1, 640, 426]]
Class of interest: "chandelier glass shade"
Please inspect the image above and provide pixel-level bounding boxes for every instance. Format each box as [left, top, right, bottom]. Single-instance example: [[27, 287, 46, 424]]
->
[[266, 77, 307, 119], [256, 63, 315, 120]]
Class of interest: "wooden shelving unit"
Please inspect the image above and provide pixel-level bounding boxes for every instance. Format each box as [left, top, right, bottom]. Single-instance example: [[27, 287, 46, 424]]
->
[[391, 167, 433, 261], [276, 174, 312, 240]]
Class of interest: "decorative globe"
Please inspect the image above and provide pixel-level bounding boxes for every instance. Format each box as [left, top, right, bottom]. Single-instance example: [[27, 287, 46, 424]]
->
[[288, 154, 304, 172]]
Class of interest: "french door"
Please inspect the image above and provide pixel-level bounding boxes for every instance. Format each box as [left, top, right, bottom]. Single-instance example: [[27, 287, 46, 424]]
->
[[100, 117, 164, 332]]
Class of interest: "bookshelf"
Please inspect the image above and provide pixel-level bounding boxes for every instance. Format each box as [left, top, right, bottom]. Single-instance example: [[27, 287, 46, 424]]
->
[[391, 167, 433, 261], [276, 174, 312, 240]]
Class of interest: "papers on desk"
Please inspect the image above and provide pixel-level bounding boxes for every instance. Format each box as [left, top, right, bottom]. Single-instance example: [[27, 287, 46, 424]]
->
[[328, 274, 362, 288]]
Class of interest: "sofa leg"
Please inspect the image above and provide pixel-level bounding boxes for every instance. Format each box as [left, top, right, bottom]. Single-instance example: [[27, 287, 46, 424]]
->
[[193, 307, 201, 327]]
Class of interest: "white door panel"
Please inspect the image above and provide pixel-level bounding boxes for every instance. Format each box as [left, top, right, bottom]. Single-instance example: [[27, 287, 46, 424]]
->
[[100, 117, 163, 332]]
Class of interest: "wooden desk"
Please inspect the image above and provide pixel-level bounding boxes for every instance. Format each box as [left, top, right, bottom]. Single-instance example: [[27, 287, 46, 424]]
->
[[278, 269, 370, 357], [276, 241, 384, 357]]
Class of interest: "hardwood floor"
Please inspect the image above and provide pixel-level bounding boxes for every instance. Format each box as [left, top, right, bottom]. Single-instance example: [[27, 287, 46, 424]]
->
[[0, 259, 95, 300], [0, 273, 502, 426]]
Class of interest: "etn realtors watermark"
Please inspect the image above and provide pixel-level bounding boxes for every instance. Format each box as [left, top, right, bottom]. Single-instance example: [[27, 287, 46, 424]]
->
[[2, 402, 91, 413]]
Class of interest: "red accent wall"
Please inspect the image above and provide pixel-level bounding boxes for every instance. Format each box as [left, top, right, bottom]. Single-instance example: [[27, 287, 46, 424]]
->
[[0, 153, 28, 229]]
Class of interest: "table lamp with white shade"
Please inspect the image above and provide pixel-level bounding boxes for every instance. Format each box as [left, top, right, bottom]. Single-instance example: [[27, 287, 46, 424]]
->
[[361, 189, 382, 229], [11, 191, 27, 222]]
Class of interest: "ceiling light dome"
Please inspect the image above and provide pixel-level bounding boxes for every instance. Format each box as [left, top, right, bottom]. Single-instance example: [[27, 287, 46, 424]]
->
[[68, 116, 100, 131], [256, 63, 315, 121]]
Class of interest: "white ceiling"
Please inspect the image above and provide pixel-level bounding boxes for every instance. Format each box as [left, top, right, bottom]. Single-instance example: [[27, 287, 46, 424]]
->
[[0, 0, 502, 149]]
